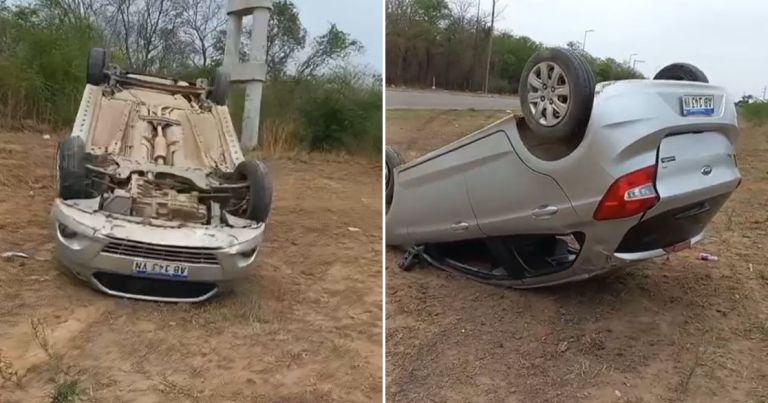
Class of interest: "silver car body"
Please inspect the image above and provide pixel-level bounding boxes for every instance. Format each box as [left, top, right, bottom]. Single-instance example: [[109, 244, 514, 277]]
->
[[51, 76, 264, 302], [386, 79, 740, 286]]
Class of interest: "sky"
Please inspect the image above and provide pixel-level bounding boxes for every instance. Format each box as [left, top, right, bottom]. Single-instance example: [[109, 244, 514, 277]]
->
[[479, 0, 766, 99], [292, 0, 383, 73]]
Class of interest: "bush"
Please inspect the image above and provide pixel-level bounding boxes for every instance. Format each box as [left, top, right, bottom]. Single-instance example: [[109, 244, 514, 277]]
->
[[739, 102, 768, 125], [0, 2, 100, 127], [230, 67, 382, 155]]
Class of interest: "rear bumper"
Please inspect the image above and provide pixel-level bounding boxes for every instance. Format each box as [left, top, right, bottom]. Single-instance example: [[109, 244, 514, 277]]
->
[[50, 199, 264, 302], [510, 231, 705, 288], [616, 193, 731, 253]]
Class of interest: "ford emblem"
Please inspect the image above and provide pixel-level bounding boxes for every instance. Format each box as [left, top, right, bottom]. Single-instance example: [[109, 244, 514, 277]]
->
[[701, 165, 712, 176]]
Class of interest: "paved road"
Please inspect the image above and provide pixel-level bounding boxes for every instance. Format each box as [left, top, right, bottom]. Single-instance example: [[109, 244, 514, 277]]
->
[[386, 88, 519, 110]]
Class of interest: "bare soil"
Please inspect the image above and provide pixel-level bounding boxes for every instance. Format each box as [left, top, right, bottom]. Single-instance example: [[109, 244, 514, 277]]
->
[[0, 130, 382, 402], [386, 110, 768, 403]]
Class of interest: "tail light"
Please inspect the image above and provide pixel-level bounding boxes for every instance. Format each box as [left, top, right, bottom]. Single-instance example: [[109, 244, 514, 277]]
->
[[593, 165, 659, 220]]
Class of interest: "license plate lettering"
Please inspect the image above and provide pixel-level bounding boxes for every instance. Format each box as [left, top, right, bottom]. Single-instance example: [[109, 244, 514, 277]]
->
[[682, 95, 714, 116], [132, 260, 189, 278]]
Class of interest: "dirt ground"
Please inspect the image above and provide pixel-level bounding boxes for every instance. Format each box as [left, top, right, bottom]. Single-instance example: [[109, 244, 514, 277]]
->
[[386, 110, 768, 402], [0, 130, 382, 402]]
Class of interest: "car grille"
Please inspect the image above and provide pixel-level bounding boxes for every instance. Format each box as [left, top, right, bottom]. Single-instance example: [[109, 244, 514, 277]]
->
[[101, 237, 219, 265]]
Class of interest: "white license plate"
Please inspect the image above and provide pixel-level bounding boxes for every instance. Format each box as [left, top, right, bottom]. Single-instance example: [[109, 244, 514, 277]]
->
[[681, 95, 715, 116], [132, 260, 189, 278]]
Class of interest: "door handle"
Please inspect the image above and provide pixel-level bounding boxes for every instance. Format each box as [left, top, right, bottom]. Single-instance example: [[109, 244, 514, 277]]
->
[[532, 205, 558, 219], [450, 222, 470, 232]]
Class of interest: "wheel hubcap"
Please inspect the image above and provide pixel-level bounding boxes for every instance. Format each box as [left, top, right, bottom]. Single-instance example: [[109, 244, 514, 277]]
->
[[526, 61, 570, 127]]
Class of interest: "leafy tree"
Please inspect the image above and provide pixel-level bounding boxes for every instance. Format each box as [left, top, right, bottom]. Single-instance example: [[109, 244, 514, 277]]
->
[[296, 24, 364, 78], [387, 0, 643, 93], [266, 0, 307, 78]]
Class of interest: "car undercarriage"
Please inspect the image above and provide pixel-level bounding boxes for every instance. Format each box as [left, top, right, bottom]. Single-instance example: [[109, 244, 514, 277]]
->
[[51, 48, 271, 301]]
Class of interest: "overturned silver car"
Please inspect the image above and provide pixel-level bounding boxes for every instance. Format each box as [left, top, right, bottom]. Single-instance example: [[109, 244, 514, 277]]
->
[[51, 48, 272, 302], [386, 48, 740, 287]]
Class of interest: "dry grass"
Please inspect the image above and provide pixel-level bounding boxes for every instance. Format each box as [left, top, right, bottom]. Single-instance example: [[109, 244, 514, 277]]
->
[[0, 353, 23, 387], [259, 117, 300, 156]]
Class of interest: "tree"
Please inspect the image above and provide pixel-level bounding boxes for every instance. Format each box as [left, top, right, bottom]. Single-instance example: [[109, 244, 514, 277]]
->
[[178, 0, 225, 68], [266, 0, 307, 78], [296, 23, 363, 78], [101, 0, 186, 72], [386, 0, 643, 93]]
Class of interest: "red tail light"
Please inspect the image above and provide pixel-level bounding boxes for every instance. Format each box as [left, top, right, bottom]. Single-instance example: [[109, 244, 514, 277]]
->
[[593, 165, 659, 221]]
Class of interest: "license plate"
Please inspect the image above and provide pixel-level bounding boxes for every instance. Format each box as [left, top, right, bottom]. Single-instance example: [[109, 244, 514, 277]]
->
[[132, 260, 189, 278], [663, 239, 692, 253], [681, 95, 715, 117]]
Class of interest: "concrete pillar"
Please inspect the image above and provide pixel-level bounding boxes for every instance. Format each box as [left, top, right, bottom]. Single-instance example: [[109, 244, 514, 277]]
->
[[223, 0, 272, 151], [241, 7, 270, 151], [222, 15, 242, 71]]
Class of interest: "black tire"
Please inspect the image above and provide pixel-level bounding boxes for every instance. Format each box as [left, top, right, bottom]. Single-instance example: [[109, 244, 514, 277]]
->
[[210, 70, 230, 106], [57, 137, 89, 199], [385, 146, 405, 211], [518, 47, 595, 139], [86, 48, 107, 86], [233, 160, 272, 222], [653, 63, 708, 83]]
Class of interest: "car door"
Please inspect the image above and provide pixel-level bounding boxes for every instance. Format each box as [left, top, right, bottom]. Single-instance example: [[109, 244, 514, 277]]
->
[[461, 130, 580, 236], [388, 149, 484, 245]]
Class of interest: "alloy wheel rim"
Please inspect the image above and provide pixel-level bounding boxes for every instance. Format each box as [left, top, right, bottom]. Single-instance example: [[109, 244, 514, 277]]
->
[[526, 62, 570, 126]]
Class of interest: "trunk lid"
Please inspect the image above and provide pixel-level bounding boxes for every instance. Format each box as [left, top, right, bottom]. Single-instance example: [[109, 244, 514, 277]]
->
[[615, 131, 740, 253]]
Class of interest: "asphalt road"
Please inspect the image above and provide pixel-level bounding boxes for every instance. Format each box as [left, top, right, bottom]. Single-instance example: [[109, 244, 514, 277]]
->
[[386, 88, 519, 110]]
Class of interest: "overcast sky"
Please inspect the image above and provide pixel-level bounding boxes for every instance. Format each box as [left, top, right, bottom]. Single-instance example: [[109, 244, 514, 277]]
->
[[292, 0, 383, 73], [480, 0, 765, 99]]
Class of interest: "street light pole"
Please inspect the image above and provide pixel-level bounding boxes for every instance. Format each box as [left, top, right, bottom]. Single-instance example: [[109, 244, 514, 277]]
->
[[632, 59, 645, 70], [582, 29, 594, 51], [483, 0, 497, 94], [628, 53, 638, 66]]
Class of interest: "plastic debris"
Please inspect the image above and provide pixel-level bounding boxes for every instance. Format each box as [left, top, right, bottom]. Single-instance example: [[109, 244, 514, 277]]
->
[[2, 251, 31, 259], [697, 252, 719, 262], [1, 251, 46, 261], [347, 227, 361, 232], [42, 134, 51, 140]]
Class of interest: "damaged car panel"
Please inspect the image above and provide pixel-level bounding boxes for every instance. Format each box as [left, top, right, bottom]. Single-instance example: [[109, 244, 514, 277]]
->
[[51, 48, 271, 302]]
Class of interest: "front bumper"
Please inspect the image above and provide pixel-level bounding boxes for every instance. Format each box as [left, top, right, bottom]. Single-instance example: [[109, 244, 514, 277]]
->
[[50, 199, 265, 302]]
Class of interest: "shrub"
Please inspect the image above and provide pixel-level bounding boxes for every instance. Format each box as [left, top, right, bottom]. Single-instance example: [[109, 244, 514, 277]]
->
[[739, 102, 768, 125], [230, 67, 382, 155]]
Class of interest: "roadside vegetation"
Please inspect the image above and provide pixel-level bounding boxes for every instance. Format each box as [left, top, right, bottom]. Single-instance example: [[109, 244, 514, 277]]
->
[[738, 99, 768, 125], [0, 0, 381, 155], [386, 0, 643, 93]]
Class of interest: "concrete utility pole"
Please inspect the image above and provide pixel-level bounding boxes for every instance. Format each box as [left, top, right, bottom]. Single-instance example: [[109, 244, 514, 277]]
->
[[223, 0, 272, 151], [483, 0, 497, 94], [582, 29, 594, 51]]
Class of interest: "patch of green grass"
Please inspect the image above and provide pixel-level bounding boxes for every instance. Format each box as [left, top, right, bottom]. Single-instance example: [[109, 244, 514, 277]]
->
[[51, 378, 81, 403], [739, 103, 768, 125]]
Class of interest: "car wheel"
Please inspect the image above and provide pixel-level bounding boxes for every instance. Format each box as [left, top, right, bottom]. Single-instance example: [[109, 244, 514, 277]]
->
[[58, 136, 90, 199], [210, 70, 230, 106], [386, 146, 405, 211], [233, 160, 273, 222], [86, 48, 107, 86], [653, 63, 708, 83], [518, 47, 595, 139]]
